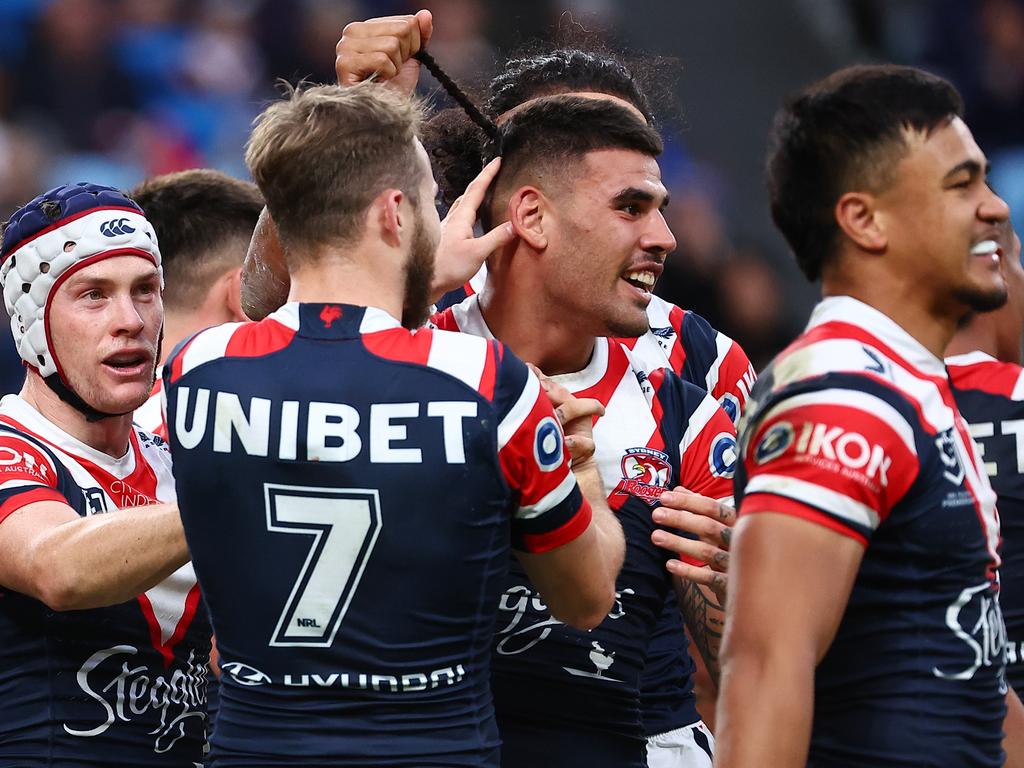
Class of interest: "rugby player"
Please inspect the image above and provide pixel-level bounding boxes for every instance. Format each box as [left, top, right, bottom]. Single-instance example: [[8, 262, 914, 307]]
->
[[162, 83, 624, 767], [130, 169, 263, 435], [946, 221, 1024, 710], [0, 183, 211, 766], [242, 17, 751, 764], [717, 64, 1024, 766]]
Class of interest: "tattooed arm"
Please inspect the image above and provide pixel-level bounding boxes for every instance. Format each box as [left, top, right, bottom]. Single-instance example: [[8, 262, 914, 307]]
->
[[673, 577, 726, 686]]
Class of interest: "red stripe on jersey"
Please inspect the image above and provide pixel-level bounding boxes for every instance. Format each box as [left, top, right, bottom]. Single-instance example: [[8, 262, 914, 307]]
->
[[223, 318, 295, 359], [678, 399, 735, 500], [740, 493, 869, 547], [948, 359, 1024, 399], [715, 341, 755, 406], [168, 335, 198, 384], [362, 327, 433, 365], [499, 392, 573, 509], [138, 581, 203, 669], [430, 308, 460, 332], [667, 304, 688, 374], [521, 498, 592, 553], [72, 431, 161, 507], [150, 377, 163, 397], [478, 341, 499, 401], [575, 341, 632, 410], [0, 487, 66, 525], [645, 367, 668, 454]]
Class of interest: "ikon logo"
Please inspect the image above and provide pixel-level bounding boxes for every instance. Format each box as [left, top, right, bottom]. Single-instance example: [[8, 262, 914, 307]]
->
[[99, 218, 136, 237]]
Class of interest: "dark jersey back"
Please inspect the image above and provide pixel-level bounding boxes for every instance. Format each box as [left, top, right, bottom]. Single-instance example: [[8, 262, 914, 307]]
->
[[164, 303, 588, 767], [0, 408, 210, 768], [949, 353, 1024, 689]]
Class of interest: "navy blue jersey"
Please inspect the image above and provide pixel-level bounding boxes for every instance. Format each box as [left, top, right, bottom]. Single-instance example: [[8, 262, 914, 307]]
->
[[163, 302, 591, 767], [435, 296, 737, 766], [437, 273, 754, 738], [948, 351, 1024, 690], [737, 297, 1006, 767], [0, 396, 211, 768]]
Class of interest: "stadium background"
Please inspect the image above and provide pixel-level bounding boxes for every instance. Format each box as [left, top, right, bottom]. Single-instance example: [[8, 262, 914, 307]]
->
[[1, 0, 1022, 390]]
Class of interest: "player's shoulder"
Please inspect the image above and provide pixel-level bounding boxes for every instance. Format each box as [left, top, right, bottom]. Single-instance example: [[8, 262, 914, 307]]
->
[[947, 351, 1024, 401]]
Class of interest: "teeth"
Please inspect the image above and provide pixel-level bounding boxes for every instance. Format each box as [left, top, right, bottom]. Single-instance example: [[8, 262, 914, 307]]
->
[[971, 240, 999, 257], [625, 270, 656, 288]]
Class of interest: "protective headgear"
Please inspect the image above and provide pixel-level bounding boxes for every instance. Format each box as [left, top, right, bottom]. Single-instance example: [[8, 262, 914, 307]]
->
[[0, 183, 163, 419]]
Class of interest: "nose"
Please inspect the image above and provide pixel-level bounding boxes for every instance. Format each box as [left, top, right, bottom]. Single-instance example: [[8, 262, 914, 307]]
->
[[641, 210, 677, 257], [111, 292, 146, 336], [979, 186, 1011, 225]]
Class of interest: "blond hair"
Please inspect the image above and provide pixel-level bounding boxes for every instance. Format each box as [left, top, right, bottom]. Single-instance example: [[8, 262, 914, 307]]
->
[[245, 83, 424, 261]]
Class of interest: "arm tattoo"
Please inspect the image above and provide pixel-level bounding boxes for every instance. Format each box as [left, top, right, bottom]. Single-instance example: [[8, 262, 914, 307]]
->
[[675, 578, 726, 687]]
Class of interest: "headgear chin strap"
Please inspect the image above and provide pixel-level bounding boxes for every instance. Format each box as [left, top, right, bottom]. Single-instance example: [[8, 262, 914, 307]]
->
[[0, 183, 163, 420]]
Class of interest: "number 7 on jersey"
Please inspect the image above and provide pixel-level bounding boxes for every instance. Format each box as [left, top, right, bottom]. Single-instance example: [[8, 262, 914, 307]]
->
[[264, 484, 383, 647]]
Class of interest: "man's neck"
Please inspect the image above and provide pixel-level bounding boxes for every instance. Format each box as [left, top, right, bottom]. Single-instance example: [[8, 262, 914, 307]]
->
[[946, 320, 997, 360], [477, 273, 596, 376], [160, 309, 232, 367], [288, 245, 404, 322], [20, 376, 134, 458]]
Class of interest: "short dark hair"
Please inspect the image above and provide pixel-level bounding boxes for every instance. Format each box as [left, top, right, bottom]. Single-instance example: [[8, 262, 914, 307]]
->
[[767, 64, 963, 281], [130, 169, 263, 310], [427, 47, 662, 207], [487, 95, 663, 224]]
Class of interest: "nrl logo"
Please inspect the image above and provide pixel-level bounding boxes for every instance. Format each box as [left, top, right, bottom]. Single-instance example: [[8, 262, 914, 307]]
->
[[613, 447, 672, 506]]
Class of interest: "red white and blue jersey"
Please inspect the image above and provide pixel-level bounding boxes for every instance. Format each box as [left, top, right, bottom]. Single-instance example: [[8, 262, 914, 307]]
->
[[162, 302, 591, 767], [437, 273, 755, 739], [948, 351, 1024, 690], [737, 297, 1006, 767], [0, 395, 210, 768], [434, 296, 736, 766], [135, 369, 165, 437]]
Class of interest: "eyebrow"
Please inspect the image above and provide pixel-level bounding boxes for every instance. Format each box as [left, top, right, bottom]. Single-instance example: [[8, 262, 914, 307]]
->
[[68, 269, 160, 289], [612, 187, 670, 210], [943, 159, 990, 183]]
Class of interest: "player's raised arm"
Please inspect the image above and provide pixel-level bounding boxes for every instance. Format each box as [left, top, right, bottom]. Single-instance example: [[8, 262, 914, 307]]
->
[[335, 10, 432, 95]]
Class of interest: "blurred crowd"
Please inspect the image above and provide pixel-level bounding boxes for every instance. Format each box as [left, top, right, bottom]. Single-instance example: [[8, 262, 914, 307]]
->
[[1, 0, 1023, 393]]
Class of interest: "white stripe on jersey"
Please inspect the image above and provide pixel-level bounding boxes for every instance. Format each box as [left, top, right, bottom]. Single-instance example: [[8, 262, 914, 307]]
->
[[756, 388, 918, 456], [1013, 371, 1024, 402], [745, 473, 881, 531], [517, 472, 577, 520], [498, 372, 541, 451], [679, 392, 721, 456], [135, 385, 163, 434], [426, 331, 488, 391], [703, 331, 733, 396], [267, 302, 302, 331], [357, 305, 401, 333], [179, 322, 246, 378]]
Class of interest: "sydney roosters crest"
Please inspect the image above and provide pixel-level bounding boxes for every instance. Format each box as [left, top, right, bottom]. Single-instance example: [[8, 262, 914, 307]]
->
[[320, 305, 343, 328], [613, 447, 672, 505]]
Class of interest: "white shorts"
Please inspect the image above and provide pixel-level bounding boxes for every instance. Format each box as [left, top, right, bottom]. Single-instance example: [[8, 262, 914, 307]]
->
[[645, 721, 715, 768]]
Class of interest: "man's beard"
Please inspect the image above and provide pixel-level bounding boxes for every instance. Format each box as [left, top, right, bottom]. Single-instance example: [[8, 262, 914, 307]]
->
[[401, 215, 438, 330], [954, 281, 1009, 315]]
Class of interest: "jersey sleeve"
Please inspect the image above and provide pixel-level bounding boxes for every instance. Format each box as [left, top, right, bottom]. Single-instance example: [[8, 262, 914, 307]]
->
[[677, 387, 738, 504], [739, 387, 919, 545], [0, 433, 64, 525], [494, 352, 592, 554], [675, 308, 756, 425]]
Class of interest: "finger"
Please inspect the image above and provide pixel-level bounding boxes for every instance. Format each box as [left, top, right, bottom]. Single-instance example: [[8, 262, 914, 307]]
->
[[416, 9, 433, 47], [659, 488, 737, 526], [555, 396, 605, 426], [564, 435, 595, 463], [473, 221, 516, 256], [448, 157, 502, 226], [337, 50, 400, 84], [652, 506, 729, 547], [651, 530, 730, 572], [666, 561, 729, 595], [339, 17, 419, 43]]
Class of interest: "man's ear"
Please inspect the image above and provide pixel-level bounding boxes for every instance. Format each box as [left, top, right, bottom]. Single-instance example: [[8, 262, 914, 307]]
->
[[506, 186, 548, 251], [377, 189, 405, 248], [224, 267, 246, 322], [835, 191, 887, 253]]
